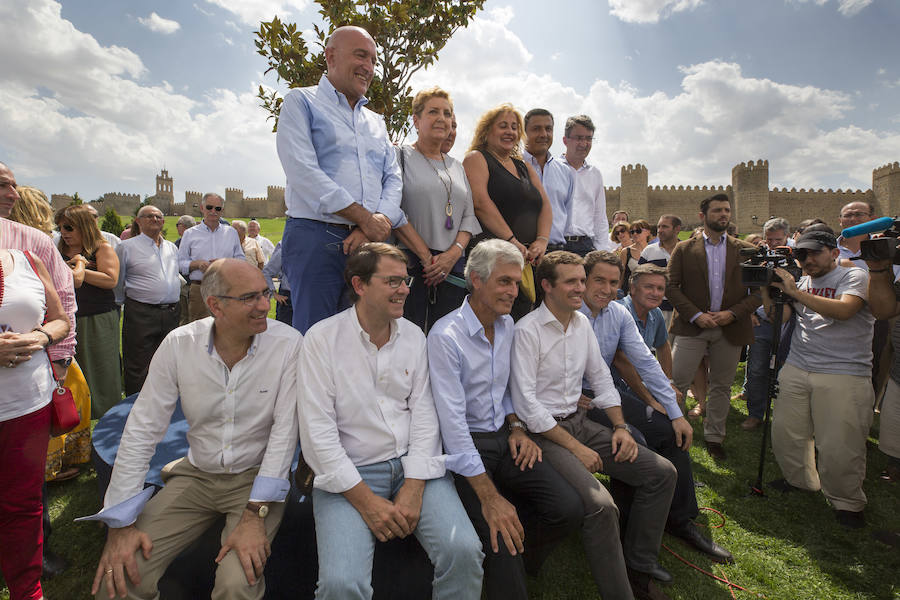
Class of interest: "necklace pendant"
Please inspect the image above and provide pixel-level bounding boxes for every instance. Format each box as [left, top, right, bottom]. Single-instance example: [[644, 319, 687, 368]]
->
[[445, 214, 453, 230]]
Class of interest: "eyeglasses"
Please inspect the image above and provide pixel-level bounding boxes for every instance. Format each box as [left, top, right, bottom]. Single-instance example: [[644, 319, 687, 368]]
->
[[59, 224, 75, 232], [215, 288, 274, 306], [630, 228, 643, 235], [205, 205, 223, 212], [371, 274, 414, 288], [840, 211, 869, 219], [569, 135, 593, 143]]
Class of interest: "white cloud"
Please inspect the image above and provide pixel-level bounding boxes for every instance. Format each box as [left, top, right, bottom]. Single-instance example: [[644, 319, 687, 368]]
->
[[137, 12, 181, 35], [608, 0, 704, 24], [201, 0, 310, 26], [411, 7, 899, 191], [788, 0, 872, 16], [0, 0, 282, 197]]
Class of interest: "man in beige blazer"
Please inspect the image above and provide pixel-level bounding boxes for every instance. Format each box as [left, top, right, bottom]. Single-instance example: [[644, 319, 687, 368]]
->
[[666, 194, 760, 459]]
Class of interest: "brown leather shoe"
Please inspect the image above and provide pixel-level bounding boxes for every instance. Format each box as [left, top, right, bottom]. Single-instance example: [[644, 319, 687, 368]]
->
[[705, 441, 727, 460], [741, 417, 763, 431]]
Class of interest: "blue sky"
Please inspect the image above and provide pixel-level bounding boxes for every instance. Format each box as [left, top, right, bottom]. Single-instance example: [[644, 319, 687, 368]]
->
[[1, 0, 898, 205]]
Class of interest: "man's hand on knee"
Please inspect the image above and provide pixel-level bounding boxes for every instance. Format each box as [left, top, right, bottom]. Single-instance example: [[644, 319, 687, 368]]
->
[[481, 492, 525, 556], [345, 482, 412, 542], [92, 525, 153, 598], [671, 416, 694, 450], [215, 510, 271, 586]]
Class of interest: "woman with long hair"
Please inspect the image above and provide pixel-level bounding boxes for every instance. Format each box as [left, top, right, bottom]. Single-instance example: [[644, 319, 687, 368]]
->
[[393, 87, 480, 332], [463, 103, 552, 319], [55, 204, 120, 417]]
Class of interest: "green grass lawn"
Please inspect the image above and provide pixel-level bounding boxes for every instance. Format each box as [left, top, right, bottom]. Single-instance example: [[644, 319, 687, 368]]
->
[[5, 366, 898, 600]]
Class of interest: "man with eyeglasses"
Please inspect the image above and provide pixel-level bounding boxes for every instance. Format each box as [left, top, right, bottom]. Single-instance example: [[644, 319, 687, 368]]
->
[[560, 115, 615, 256], [177, 192, 245, 322], [115, 206, 183, 395], [762, 231, 875, 529], [298, 242, 483, 598], [86, 258, 302, 599], [277, 26, 405, 335]]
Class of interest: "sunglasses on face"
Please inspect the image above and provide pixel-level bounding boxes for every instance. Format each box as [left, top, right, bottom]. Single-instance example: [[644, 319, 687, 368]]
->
[[59, 224, 75, 232], [630, 228, 643, 235], [205, 205, 223, 212]]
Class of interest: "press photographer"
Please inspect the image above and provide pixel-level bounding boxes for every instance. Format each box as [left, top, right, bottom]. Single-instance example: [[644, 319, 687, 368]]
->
[[864, 241, 900, 484], [761, 230, 874, 528]]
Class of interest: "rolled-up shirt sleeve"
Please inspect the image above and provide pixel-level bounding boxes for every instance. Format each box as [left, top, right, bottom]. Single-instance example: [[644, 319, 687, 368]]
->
[[297, 330, 362, 494], [252, 333, 303, 503], [618, 318, 681, 418], [510, 326, 557, 434], [427, 333, 485, 478]]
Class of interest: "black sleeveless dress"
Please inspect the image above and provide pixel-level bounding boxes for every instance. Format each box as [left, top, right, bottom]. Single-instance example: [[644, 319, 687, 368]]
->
[[477, 150, 543, 245]]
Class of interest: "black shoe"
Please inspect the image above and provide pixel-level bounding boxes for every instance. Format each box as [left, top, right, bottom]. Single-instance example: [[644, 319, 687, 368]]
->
[[768, 478, 812, 493], [42, 549, 70, 579], [667, 522, 735, 564], [705, 441, 727, 460], [835, 509, 865, 529], [628, 568, 672, 600], [631, 562, 673, 584]]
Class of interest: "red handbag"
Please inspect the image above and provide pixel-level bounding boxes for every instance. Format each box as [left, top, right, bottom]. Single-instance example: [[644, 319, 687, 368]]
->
[[16, 251, 80, 436]]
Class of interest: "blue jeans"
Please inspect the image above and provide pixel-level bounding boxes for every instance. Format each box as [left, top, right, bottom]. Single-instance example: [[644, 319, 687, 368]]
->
[[312, 459, 484, 599], [281, 218, 352, 334]]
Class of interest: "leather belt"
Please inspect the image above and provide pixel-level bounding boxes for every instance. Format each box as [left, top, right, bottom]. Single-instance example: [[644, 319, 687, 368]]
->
[[565, 235, 586, 242], [125, 296, 178, 310]]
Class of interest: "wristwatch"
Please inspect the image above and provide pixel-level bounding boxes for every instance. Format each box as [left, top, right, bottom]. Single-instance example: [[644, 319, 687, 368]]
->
[[508, 420, 527, 432], [245, 502, 269, 518], [613, 423, 633, 435]]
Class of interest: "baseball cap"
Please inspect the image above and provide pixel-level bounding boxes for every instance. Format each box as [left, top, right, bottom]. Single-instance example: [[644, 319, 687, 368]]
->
[[795, 230, 838, 251]]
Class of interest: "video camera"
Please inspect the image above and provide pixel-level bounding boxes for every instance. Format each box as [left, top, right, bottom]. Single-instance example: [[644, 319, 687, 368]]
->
[[740, 246, 801, 293], [841, 216, 900, 264]]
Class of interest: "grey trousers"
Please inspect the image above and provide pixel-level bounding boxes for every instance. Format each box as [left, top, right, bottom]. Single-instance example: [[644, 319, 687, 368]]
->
[[538, 411, 676, 596]]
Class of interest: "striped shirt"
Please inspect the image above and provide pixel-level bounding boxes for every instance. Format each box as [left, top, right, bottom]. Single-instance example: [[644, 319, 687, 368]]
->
[[0, 218, 77, 360]]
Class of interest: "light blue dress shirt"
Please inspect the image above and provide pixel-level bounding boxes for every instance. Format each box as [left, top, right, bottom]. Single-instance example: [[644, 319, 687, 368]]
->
[[276, 74, 405, 227], [176, 222, 244, 282], [427, 297, 515, 477], [579, 302, 681, 419], [116, 233, 182, 304], [704, 232, 727, 313], [523, 150, 574, 245], [262, 241, 289, 292], [619, 296, 668, 351]]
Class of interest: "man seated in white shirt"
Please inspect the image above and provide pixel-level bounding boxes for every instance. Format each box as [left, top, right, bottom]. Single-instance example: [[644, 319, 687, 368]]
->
[[510, 251, 677, 600], [248, 220, 275, 262], [297, 243, 483, 599], [86, 259, 302, 600], [427, 239, 582, 600], [116, 205, 183, 395]]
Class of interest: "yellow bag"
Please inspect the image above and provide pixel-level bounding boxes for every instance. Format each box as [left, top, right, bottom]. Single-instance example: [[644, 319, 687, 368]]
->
[[520, 263, 536, 303]]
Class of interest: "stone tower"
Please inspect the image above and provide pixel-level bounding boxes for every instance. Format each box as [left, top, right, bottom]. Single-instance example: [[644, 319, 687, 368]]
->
[[155, 169, 174, 213], [731, 160, 769, 234], [620, 164, 649, 222], [873, 162, 900, 218]]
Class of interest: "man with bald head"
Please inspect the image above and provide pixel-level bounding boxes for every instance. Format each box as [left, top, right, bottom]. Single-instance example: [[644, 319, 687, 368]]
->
[[276, 25, 404, 334], [116, 205, 183, 395], [86, 258, 302, 600]]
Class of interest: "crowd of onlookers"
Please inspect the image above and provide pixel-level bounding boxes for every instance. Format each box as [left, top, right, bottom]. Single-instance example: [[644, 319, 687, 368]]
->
[[1, 22, 898, 600]]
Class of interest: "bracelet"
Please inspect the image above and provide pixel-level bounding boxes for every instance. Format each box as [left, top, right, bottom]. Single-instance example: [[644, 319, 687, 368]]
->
[[869, 268, 890, 273], [536, 235, 549, 242], [32, 327, 53, 346], [506, 234, 516, 242], [453, 242, 466, 253]]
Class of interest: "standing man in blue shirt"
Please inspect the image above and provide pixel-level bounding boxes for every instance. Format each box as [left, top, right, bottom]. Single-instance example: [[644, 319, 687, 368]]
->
[[580, 255, 733, 564], [276, 25, 405, 334], [522, 109, 574, 254], [427, 239, 582, 600]]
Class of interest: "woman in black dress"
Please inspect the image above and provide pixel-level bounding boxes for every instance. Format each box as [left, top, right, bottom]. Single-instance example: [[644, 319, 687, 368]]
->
[[463, 104, 552, 319]]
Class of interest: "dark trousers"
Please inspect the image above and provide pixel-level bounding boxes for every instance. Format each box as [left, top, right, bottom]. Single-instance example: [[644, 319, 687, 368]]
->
[[402, 251, 467, 334], [122, 297, 181, 396], [589, 383, 698, 529], [275, 283, 293, 326], [453, 430, 582, 600], [564, 238, 595, 257]]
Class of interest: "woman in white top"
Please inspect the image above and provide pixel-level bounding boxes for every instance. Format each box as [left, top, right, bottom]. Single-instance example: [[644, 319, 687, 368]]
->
[[0, 249, 69, 600]]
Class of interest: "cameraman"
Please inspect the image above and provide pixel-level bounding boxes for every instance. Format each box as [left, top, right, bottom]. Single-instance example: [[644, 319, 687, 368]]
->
[[739, 218, 795, 431], [763, 230, 874, 528], [864, 251, 900, 483]]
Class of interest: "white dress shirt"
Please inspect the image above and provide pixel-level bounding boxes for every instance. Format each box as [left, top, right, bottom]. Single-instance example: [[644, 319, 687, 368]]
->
[[298, 307, 445, 494], [116, 233, 182, 304], [510, 303, 620, 434], [177, 222, 245, 282], [82, 318, 302, 527], [563, 158, 616, 251], [254, 234, 276, 261]]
